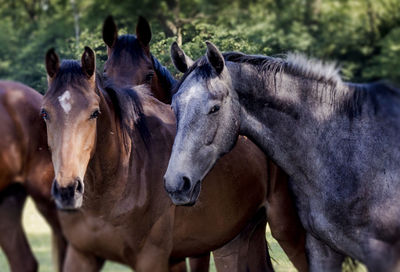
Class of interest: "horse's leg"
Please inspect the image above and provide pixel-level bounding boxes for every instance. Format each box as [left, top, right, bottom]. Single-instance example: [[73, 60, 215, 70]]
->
[[169, 259, 187, 272], [136, 211, 174, 272], [63, 245, 104, 272], [306, 233, 344, 272], [266, 161, 308, 272], [25, 167, 67, 272], [213, 207, 273, 272], [189, 253, 210, 272], [169, 254, 210, 272], [0, 184, 38, 272], [31, 196, 67, 272], [136, 245, 170, 272]]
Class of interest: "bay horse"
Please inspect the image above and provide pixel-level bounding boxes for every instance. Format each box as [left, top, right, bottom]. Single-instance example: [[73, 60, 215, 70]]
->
[[166, 41, 400, 271], [102, 16, 210, 271], [102, 16, 308, 271], [0, 80, 67, 272], [43, 46, 275, 272]]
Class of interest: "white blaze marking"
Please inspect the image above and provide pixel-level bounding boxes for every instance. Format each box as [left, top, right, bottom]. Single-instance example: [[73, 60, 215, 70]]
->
[[58, 90, 72, 114]]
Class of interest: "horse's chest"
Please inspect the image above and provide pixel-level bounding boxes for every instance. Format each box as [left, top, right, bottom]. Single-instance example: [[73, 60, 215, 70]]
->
[[59, 212, 136, 263]]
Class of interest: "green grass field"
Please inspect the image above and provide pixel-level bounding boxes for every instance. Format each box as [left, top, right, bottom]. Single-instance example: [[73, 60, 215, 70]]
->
[[0, 198, 309, 271]]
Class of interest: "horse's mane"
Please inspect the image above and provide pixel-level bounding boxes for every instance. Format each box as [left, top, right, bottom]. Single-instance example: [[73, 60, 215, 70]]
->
[[174, 52, 400, 118], [50, 60, 150, 150], [224, 52, 343, 86], [99, 76, 151, 150], [151, 55, 176, 95]]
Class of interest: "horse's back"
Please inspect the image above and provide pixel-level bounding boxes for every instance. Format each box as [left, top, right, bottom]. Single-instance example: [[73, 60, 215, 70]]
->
[[0, 81, 43, 190]]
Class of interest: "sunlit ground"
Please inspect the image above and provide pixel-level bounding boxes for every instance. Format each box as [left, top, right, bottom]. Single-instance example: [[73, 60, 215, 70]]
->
[[0, 198, 365, 271]]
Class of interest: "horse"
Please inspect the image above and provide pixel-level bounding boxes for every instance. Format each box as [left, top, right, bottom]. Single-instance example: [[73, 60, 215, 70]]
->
[[42, 46, 278, 272], [102, 16, 175, 104], [0, 80, 67, 272], [165, 41, 400, 271], [102, 15, 212, 271], [102, 16, 308, 272]]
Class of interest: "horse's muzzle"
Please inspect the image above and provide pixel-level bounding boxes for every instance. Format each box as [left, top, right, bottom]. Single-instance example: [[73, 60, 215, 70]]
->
[[163, 174, 201, 206], [51, 178, 84, 210]]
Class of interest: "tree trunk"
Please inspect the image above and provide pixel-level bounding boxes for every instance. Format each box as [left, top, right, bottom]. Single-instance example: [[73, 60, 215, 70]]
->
[[70, 0, 80, 49]]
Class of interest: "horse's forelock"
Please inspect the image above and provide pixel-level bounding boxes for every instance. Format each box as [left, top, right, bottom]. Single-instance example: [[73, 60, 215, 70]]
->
[[111, 34, 146, 64], [49, 60, 89, 95]]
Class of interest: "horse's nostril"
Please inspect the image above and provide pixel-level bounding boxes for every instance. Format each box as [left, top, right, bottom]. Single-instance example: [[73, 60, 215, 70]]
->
[[182, 176, 191, 192], [76, 178, 83, 194]]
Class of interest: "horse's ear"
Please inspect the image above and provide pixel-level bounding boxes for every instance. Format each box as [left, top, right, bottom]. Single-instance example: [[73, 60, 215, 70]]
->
[[170, 42, 194, 73], [81, 47, 96, 80], [136, 16, 152, 47], [205, 41, 224, 75], [45, 48, 60, 83], [102, 15, 118, 48]]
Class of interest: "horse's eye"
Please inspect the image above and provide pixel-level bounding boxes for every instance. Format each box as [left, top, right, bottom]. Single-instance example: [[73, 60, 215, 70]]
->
[[145, 72, 154, 83], [41, 109, 49, 121], [208, 105, 220, 114], [90, 109, 100, 119]]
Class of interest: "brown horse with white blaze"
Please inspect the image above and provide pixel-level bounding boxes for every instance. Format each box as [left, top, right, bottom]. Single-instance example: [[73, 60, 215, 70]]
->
[[102, 15, 210, 270], [0, 81, 67, 272], [43, 47, 273, 271], [101, 15, 308, 272]]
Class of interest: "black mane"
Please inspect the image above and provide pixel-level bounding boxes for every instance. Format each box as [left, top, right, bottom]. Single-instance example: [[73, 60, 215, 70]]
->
[[101, 78, 151, 150], [151, 55, 176, 97]]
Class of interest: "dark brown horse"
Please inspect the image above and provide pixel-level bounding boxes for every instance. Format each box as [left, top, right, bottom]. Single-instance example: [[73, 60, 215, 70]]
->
[[43, 46, 275, 271], [102, 16, 175, 104], [0, 80, 67, 272], [102, 16, 308, 271], [102, 16, 211, 270]]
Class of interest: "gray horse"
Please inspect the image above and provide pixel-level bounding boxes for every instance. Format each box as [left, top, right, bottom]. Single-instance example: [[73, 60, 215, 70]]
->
[[164, 41, 400, 271]]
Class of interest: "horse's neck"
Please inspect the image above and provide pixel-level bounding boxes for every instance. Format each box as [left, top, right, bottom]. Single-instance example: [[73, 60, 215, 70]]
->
[[229, 62, 355, 182], [83, 90, 172, 217], [150, 55, 176, 104], [83, 90, 142, 212]]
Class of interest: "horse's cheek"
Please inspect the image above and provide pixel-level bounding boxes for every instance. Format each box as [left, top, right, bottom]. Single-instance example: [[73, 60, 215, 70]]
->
[[204, 120, 218, 146]]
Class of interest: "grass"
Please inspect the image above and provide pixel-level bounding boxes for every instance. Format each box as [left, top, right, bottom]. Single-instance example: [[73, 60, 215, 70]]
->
[[0, 198, 304, 271]]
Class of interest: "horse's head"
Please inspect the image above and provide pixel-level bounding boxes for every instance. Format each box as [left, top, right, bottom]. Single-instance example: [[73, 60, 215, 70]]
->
[[102, 15, 154, 89], [43, 47, 100, 210], [164, 42, 240, 205]]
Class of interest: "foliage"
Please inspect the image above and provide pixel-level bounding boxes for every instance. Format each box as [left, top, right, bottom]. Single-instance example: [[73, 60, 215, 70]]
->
[[0, 0, 399, 91]]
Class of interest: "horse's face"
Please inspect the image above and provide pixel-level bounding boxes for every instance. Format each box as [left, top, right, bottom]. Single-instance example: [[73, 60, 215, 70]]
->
[[102, 16, 154, 89], [164, 42, 240, 205], [43, 47, 100, 210]]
